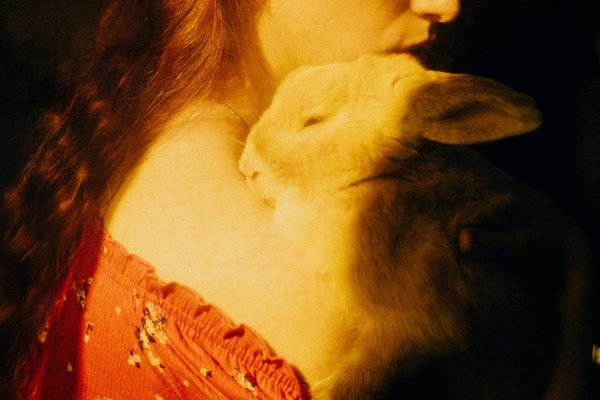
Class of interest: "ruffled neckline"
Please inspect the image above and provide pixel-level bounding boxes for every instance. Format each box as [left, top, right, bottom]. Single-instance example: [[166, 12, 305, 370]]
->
[[70, 218, 310, 399]]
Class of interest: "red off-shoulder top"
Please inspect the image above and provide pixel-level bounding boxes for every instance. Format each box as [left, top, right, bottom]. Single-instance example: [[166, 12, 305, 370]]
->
[[26, 220, 310, 400]]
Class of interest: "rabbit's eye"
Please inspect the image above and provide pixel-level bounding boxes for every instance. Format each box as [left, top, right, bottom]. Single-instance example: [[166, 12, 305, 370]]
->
[[302, 116, 323, 128]]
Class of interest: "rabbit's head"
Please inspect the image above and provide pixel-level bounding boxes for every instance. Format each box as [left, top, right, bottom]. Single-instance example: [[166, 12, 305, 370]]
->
[[239, 54, 541, 207]]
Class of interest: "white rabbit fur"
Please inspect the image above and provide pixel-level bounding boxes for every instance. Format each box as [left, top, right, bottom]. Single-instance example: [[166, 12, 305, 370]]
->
[[239, 54, 590, 400]]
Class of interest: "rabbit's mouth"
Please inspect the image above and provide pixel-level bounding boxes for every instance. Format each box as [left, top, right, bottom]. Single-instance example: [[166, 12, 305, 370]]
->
[[340, 171, 408, 192], [246, 174, 277, 208]]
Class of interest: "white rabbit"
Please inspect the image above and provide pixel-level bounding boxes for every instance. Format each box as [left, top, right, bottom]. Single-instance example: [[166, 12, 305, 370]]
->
[[239, 54, 589, 400]]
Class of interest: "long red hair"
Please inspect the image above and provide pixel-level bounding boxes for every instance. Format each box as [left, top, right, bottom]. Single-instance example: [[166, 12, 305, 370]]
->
[[0, 1, 260, 397]]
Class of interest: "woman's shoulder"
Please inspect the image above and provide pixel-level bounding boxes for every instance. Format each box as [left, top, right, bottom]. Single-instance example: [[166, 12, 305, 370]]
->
[[102, 105, 269, 290], [27, 219, 308, 400]]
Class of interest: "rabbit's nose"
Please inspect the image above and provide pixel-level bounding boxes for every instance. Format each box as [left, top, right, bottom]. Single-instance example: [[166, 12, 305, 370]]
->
[[239, 154, 260, 180]]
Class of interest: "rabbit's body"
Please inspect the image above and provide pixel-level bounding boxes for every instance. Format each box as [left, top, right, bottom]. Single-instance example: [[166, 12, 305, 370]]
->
[[239, 54, 589, 399]]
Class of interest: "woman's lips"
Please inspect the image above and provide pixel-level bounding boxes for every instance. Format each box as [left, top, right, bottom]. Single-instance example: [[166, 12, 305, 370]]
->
[[385, 39, 434, 64]]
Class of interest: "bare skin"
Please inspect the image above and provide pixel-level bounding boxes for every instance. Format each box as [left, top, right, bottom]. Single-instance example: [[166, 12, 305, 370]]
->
[[104, 104, 349, 384], [104, 0, 464, 388]]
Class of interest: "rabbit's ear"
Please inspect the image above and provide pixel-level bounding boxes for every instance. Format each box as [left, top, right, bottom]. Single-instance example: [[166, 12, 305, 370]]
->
[[401, 73, 542, 145]]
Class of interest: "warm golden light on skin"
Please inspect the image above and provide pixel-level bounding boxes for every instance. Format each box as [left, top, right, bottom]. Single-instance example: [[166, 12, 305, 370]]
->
[[107, 0, 472, 394], [255, 0, 460, 83], [5, 0, 593, 398]]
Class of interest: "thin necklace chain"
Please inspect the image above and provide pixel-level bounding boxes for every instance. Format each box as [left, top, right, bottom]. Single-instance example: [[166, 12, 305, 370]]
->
[[219, 102, 250, 131]]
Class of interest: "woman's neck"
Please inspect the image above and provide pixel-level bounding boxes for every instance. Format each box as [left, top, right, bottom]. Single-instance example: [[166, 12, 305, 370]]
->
[[104, 99, 267, 257]]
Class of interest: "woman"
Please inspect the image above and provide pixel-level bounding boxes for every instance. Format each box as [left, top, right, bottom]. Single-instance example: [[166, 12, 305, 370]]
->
[[0, 1, 590, 399]]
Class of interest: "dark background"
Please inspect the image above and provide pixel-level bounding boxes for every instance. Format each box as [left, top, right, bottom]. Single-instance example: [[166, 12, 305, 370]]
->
[[1, 0, 599, 396]]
